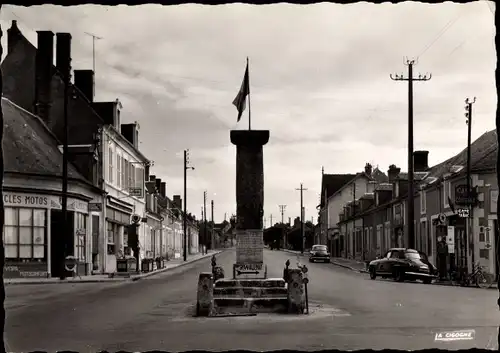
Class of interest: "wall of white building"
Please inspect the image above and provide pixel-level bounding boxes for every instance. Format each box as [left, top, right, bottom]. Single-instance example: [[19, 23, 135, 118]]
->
[[102, 126, 147, 273], [327, 176, 372, 229]]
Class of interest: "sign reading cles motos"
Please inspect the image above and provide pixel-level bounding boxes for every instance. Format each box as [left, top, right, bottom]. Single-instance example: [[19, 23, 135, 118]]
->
[[455, 184, 477, 206]]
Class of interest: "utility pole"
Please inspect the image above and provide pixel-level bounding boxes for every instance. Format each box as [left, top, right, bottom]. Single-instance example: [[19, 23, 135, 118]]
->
[[58, 33, 72, 280], [465, 97, 476, 274], [203, 191, 207, 255], [279, 205, 287, 248], [296, 183, 308, 254], [302, 206, 306, 252], [390, 57, 432, 249], [279, 205, 286, 224], [183, 150, 194, 261], [84, 32, 102, 94], [211, 199, 214, 249]]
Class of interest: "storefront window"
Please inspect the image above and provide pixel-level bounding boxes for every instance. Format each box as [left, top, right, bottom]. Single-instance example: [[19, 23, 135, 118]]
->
[[107, 221, 116, 254], [3, 207, 47, 261], [75, 213, 87, 261]]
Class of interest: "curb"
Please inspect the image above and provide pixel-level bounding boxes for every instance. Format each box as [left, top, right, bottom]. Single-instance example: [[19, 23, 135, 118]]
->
[[130, 250, 224, 281], [5, 250, 226, 286], [281, 249, 368, 273]]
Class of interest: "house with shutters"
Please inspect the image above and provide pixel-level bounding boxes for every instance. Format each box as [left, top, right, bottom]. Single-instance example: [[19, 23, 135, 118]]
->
[[318, 163, 387, 257], [337, 132, 499, 281]]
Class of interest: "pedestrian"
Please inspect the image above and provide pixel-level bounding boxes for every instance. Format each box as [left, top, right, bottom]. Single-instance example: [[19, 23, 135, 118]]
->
[[436, 236, 448, 280]]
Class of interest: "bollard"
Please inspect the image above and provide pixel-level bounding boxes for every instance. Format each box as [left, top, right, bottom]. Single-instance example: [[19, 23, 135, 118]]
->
[[286, 268, 305, 314], [197, 272, 214, 317]]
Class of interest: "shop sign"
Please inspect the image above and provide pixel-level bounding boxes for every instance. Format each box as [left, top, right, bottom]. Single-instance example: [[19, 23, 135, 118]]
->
[[3, 192, 89, 213], [4, 193, 49, 207], [4, 263, 48, 279], [455, 184, 477, 206], [89, 202, 102, 212]]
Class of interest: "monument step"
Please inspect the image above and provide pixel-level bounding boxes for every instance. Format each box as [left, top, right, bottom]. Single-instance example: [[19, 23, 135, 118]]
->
[[214, 297, 288, 311], [214, 286, 287, 297], [215, 278, 286, 288]]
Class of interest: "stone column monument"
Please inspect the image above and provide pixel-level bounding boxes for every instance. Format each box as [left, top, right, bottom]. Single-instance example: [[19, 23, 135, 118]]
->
[[230, 130, 269, 279]]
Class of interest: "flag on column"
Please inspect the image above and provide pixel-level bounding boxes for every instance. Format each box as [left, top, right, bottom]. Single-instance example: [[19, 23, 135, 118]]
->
[[232, 61, 250, 122]]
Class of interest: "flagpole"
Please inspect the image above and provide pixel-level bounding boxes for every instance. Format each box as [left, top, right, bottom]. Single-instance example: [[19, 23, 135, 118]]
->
[[247, 57, 252, 131]]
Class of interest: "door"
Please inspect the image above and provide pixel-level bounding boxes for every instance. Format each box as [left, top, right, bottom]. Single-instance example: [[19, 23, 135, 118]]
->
[[377, 251, 391, 273], [495, 220, 499, 280]]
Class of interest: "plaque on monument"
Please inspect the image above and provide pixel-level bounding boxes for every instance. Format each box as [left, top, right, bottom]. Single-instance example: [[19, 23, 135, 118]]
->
[[236, 229, 264, 264]]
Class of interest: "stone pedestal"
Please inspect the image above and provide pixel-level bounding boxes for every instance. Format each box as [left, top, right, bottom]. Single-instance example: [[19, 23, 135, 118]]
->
[[230, 130, 269, 278], [286, 268, 305, 314], [196, 272, 214, 316]]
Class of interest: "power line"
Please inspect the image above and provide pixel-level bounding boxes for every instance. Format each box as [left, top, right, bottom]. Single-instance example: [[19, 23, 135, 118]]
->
[[416, 14, 462, 59]]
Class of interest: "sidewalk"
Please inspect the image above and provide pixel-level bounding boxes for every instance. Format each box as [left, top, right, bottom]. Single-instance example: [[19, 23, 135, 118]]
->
[[5, 250, 225, 286]]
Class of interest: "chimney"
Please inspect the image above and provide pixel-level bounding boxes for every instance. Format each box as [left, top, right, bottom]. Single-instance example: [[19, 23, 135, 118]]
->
[[364, 163, 372, 176], [173, 195, 182, 209], [55, 33, 72, 81], [388, 164, 401, 183], [35, 30, 54, 123], [121, 123, 139, 149], [160, 182, 166, 198], [413, 150, 429, 172], [149, 175, 156, 182], [74, 70, 94, 102], [155, 178, 161, 192], [7, 20, 21, 54]]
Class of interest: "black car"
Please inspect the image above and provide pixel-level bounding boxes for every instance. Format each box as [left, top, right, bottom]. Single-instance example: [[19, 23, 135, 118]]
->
[[367, 248, 437, 284], [309, 245, 331, 263]]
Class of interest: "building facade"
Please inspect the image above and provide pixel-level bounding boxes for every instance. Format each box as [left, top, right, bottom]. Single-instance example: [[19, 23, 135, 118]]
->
[[2, 97, 103, 279], [337, 133, 498, 280]]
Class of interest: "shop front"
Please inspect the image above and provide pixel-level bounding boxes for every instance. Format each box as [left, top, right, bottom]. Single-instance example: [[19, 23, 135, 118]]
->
[[3, 190, 92, 279]]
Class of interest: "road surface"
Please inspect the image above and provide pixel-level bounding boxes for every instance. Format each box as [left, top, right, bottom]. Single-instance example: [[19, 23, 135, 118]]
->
[[5, 249, 499, 351]]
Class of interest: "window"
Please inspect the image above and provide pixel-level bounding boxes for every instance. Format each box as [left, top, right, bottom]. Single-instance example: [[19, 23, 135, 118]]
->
[[116, 154, 122, 188], [135, 167, 144, 198], [420, 221, 428, 254], [108, 147, 114, 184], [75, 213, 87, 261], [420, 191, 426, 214], [130, 164, 136, 193], [107, 221, 117, 255], [3, 208, 47, 260], [122, 158, 127, 188], [376, 225, 382, 252]]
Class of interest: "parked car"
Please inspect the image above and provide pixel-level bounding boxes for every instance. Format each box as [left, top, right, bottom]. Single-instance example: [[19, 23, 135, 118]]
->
[[367, 248, 437, 284], [309, 244, 331, 263]]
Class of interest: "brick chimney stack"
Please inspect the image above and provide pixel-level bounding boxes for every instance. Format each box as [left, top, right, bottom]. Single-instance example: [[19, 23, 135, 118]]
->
[[35, 31, 54, 123], [7, 20, 21, 54], [388, 164, 401, 183], [55, 33, 72, 81]]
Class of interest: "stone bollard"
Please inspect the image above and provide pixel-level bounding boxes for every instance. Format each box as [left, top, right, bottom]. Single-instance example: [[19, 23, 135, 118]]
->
[[286, 268, 305, 314], [197, 272, 214, 317]]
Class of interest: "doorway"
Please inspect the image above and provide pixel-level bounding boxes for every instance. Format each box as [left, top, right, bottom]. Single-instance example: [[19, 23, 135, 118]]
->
[[50, 209, 75, 278]]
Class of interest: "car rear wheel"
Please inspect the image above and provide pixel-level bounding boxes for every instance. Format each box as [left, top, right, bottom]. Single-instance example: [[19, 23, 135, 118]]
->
[[369, 267, 377, 280], [423, 278, 432, 284]]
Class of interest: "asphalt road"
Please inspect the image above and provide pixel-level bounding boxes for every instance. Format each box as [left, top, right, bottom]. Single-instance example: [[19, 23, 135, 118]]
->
[[5, 249, 499, 352]]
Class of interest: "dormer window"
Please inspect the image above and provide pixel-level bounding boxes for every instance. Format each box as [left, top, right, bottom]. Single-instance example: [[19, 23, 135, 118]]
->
[[450, 165, 464, 174]]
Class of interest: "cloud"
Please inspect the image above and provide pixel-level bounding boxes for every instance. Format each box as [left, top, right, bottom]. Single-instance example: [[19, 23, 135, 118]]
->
[[0, 2, 496, 223]]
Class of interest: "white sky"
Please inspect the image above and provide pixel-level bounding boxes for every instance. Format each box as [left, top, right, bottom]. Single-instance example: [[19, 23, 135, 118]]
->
[[0, 2, 496, 224]]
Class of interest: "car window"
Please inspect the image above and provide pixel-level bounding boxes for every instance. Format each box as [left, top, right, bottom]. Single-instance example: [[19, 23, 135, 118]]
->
[[389, 251, 399, 258], [312, 245, 327, 252], [384, 251, 391, 258]]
